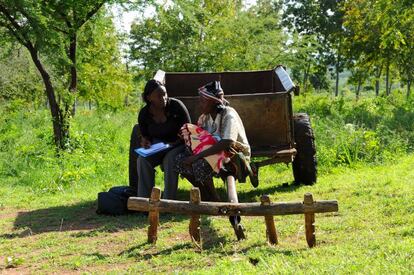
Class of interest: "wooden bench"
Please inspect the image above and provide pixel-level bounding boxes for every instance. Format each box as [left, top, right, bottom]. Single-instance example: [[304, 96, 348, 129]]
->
[[128, 187, 338, 248]]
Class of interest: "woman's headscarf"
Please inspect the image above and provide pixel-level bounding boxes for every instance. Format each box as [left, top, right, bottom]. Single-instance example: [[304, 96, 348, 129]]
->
[[198, 81, 229, 107]]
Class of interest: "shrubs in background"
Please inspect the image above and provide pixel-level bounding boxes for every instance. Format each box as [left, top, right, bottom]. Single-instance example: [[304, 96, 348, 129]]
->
[[1, 93, 413, 191], [0, 101, 136, 192], [294, 93, 414, 169]]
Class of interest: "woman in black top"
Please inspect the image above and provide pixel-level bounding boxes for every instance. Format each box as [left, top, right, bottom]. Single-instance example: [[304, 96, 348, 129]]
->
[[137, 79, 190, 199]]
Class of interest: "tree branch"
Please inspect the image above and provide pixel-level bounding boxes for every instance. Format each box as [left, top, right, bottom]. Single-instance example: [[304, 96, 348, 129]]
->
[[0, 4, 31, 47], [76, 1, 105, 29], [0, 21, 26, 46]]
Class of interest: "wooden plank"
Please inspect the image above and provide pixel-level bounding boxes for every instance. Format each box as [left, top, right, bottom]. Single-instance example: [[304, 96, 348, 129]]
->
[[304, 193, 316, 248], [189, 188, 201, 244], [261, 195, 278, 245], [128, 197, 338, 216], [147, 187, 161, 244]]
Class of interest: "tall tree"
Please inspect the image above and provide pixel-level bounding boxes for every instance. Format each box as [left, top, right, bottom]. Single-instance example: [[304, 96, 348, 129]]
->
[[283, 0, 344, 96], [129, 0, 287, 78], [284, 32, 322, 93], [342, 0, 414, 97], [0, 1, 115, 149]]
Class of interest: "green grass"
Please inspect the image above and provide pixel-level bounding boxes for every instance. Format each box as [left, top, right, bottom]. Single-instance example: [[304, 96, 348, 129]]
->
[[1, 155, 413, 273], [0, 97, 413, 273]]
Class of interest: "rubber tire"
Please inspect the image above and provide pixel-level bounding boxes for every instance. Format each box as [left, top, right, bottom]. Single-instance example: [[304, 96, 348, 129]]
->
[[292, 113, 317, 185], [128, 124, 141, 190]]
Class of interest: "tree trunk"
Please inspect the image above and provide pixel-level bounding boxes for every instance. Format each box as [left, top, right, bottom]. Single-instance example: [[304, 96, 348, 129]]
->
[[303, 62, 310, 93], [356, 78, 362, 100], [27, 45, 68, 150], [375, 66, 382, 96], [388, 80, 393, 95], [385, 61, 390, 96], [335, 38, 342, 97], [335, 53, 340, 97], [69, 32, 78, 116], [407, 79, 411, 99]]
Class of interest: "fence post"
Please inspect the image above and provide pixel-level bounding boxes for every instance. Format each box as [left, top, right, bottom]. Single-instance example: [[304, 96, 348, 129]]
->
[[261, 195, 278, 245], [304, 193, 316, 248], [148, 187, 161, 244], [189, 187, 201, 244]]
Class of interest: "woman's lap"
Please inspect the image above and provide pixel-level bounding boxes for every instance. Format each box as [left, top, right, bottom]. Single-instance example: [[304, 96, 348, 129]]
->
[[138, 144, 184, 168], [175, 148, 216, 184]]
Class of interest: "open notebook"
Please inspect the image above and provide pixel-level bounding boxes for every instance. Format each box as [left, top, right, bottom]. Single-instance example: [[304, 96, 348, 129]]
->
[[134, 142, 170, 157]]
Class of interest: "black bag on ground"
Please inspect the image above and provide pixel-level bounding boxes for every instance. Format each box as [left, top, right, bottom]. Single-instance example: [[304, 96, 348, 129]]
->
[[96, 186, 137, 215]]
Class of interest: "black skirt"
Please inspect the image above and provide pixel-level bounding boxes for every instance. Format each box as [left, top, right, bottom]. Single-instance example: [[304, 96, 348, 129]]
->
[[174, 147, 217, 184]]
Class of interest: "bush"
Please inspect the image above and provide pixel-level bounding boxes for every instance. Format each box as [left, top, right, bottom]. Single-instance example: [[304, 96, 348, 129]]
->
[[1, 94, 412, 191], [0, 102, 136, 192], [294, 94, 413, 169]]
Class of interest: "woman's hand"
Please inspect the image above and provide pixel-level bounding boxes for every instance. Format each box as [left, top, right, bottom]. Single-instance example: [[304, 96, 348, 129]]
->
[[183, 155, 199, 166], [140, 137, 151, 149], [178, 126, 188, 140]]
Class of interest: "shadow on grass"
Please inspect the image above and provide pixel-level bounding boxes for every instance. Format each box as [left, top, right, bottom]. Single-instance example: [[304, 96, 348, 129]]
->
[[2, 199, 188, 239], [2, 182, 304, 243], [200, 216, 227, 249], [118, 215, 227, 259], [120, 242, 194, 260]]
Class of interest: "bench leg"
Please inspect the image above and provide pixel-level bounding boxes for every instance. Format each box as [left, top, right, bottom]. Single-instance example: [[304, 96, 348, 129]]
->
[[304, 193, 316, 247], [226, 176, 245, 240], [148, 187, 161, 244], [261, 195, 278, 245], [189, 187, 201, 245]]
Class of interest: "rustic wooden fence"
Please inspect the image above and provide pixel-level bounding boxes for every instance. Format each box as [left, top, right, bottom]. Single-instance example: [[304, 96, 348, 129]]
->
[[128, 187, 338, 248]]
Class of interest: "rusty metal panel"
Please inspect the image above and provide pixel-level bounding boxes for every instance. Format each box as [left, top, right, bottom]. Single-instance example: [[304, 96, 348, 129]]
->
[[165, 73, 220, 97], [220, 71, 274, 95], [165, 69, 287, 97], [176, 92, 291, 150]]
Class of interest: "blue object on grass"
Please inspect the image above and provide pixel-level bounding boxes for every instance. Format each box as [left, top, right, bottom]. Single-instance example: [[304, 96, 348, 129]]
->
[[134, 142, 170, 157]]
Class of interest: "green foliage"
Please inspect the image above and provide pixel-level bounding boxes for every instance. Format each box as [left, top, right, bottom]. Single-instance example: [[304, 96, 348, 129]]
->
[[78, 11, 133, 110], [294, 93, 413, 168], [282, 0, 345, 93], [1, 93, 414, 272], [0, 0, 134, 150], [0, 102, 413, 272], [0, 103, 136, 194], [342, 0, 414, 97], [0, 43, 43, 102], [129, 0, 287, 80], [1, 93, 413, 195]]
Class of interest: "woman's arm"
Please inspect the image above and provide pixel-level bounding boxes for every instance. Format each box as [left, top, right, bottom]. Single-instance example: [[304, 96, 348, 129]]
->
[[138, 108, 152, 148], [183, 139, 234, 165], [168, 98, 191, 145]]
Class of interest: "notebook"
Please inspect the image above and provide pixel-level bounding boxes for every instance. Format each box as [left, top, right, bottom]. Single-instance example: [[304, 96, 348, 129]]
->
[[135, 142, 170, 157]]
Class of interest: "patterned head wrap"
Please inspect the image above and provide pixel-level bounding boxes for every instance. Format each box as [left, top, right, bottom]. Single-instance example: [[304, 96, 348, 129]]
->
[[198, 81, 229, 105]]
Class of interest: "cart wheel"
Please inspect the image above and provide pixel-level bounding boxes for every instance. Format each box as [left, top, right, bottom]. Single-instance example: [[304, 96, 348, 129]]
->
[[293, 113, 317, 185]]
